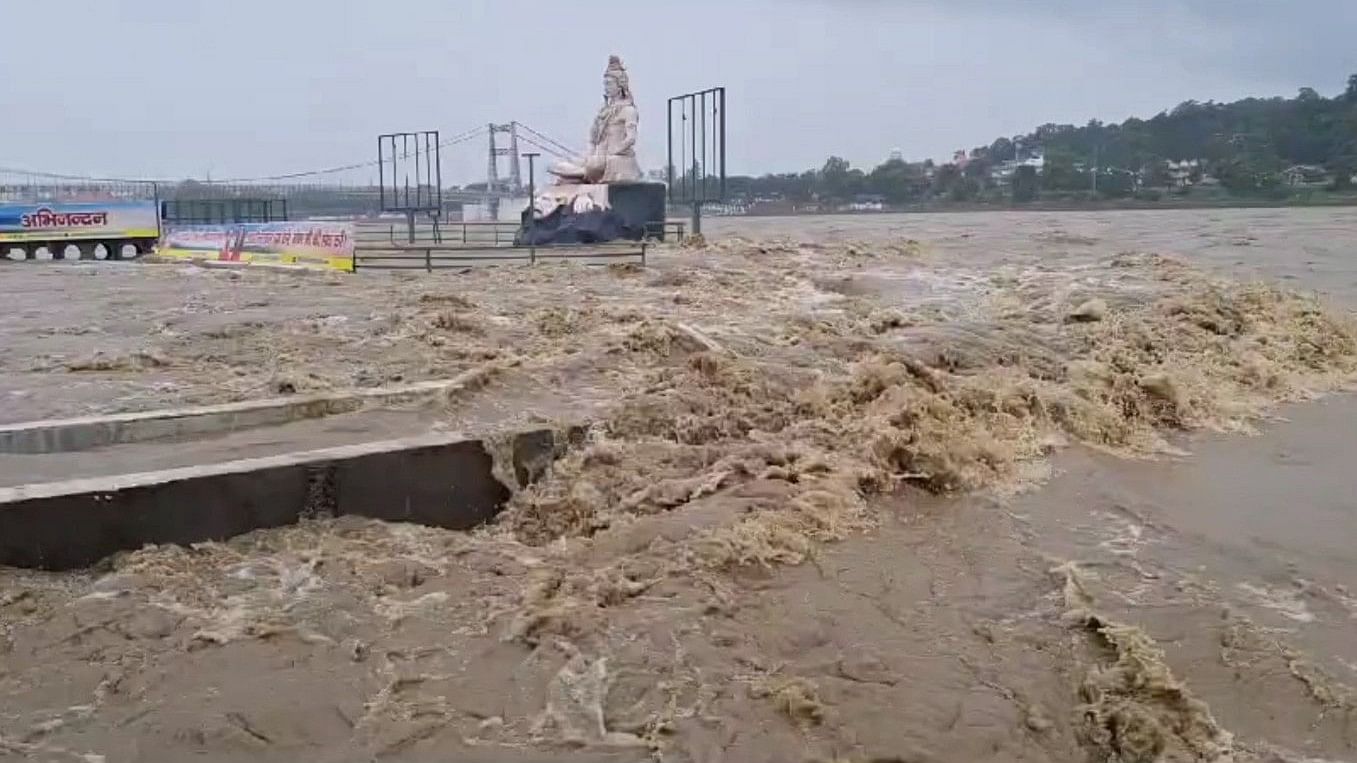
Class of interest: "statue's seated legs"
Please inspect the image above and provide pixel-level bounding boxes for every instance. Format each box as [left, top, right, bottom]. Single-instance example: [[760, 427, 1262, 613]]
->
[[549, 155, 607, 185]]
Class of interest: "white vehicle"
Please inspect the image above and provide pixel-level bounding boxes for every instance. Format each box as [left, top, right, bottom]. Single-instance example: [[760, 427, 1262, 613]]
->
[[0, 200, 160, 261]]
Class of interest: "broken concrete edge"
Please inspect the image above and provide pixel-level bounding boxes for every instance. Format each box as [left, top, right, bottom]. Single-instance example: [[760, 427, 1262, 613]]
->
[[485, 424, 590, 491], [0, 432, 460, 502], [142, 256, 329, 275], [0, 364, 503, 455], [0, 423, 584, 572]]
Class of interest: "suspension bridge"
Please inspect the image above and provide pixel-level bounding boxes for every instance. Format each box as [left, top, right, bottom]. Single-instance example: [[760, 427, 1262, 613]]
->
[[0, 121, 592, 219]]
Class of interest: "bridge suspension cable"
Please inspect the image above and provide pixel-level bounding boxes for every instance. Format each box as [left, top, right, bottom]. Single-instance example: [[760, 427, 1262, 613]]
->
[[514, 123, 578, 159], [215, 125, 489, 184], [0, 124, 490, 186], [515, 133, 572, 160]]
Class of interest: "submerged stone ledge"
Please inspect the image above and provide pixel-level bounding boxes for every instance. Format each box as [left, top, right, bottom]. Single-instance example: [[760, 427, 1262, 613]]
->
[[0, 426, 579, 571]]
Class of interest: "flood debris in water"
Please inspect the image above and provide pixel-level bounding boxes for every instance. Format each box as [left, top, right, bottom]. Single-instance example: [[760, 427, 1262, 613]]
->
[[4, 219, 1357, 761]]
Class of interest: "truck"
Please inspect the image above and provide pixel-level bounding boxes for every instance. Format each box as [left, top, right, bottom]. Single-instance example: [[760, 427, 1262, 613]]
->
[[0, 200, 161, 261]]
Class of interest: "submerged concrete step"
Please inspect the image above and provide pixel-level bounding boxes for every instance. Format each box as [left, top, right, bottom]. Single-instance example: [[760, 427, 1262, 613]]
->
[[0, 426, 578, 571], [0, 367, 497, 455], [0, 408, 442, 488]]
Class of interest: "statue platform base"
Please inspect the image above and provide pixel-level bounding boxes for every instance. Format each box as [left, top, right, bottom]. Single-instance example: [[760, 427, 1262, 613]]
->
[[516, 182, 666, 246]]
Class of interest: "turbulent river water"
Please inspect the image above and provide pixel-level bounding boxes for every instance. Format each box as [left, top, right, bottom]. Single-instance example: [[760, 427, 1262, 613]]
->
[[2, 207, 1356, 763]]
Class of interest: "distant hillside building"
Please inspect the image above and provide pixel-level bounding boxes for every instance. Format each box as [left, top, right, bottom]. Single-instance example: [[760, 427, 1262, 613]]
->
[[991, 150, 1045, 184], [1166, 160, 1202, 187], [844, 194, 886, 212], [1282, 165, 1331, 187]]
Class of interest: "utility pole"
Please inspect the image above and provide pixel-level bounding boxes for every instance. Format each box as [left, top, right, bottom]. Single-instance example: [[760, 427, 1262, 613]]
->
[[1092, 144, 1100, 195]]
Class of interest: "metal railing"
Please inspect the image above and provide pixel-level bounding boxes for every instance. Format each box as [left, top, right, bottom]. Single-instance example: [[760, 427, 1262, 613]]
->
[[161, 198, 288, 225], [348, 217, 686, 273], [353, 241, 648, 271], [354, 219, 687, 248], [648, 220, 688, 241], [354, 220, 519, 247]]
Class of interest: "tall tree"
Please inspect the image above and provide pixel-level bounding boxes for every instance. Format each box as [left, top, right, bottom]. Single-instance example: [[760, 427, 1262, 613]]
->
[[735, 74, 1357, 207], [932, 163, 962, 198], [989, 137, 1016, 162], [867, 159, 928, 204], [1041, 150, 1085, 192], [816, 156, 855, 201], [1012, 165, 1039, 203]]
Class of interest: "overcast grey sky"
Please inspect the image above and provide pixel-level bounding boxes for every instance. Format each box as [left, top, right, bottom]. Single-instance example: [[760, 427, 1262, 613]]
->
[[2, 0, 1353, 184]]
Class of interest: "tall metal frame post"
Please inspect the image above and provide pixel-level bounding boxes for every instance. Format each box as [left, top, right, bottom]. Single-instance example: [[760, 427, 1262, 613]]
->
[[667, 87, 725, 237], [377, 130, 442, 243]]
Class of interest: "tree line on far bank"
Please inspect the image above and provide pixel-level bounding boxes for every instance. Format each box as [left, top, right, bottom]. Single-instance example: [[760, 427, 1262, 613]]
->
[[725, 74, 1357, 206]]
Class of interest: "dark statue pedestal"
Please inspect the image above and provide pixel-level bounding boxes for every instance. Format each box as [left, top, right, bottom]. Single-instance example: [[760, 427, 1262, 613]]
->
[[516, 182, 666, 246]]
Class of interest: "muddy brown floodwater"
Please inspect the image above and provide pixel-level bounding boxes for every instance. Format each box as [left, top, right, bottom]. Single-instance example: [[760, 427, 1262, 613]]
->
[[2, 207, 1357, 762]]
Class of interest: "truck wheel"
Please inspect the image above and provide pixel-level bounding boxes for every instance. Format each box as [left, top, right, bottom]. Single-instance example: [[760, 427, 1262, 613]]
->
[[4, 244, 28, 261], [111, 241, 141, 260], [92, 242, 110, 260], [32, 243, 55, 260], [60, 244, 83, 261]]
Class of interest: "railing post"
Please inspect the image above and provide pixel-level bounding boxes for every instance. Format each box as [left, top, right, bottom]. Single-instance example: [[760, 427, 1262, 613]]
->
[[425, 247, 431, 273], [530, 245, 537, 265], [641, 242, 647, 266]]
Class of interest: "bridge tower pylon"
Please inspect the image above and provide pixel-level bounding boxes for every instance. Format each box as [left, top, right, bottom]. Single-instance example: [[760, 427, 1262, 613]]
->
[[486, 122, 523, 220]]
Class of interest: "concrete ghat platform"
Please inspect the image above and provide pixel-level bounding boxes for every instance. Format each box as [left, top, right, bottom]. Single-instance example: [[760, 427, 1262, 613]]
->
[[0, 408, 446, 488], [0, 427, 575, 571], [0, 367, 496, 455]]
